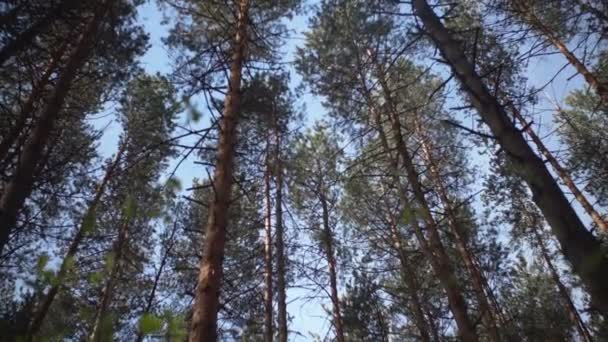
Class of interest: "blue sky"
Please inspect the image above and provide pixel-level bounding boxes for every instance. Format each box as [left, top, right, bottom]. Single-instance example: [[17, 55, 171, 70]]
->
[[89, 1, 594, 340]]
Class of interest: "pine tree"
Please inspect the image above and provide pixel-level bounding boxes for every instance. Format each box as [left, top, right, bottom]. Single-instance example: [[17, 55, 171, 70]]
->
[[289, 124, 346, 342], [163, 1, 300, 339]]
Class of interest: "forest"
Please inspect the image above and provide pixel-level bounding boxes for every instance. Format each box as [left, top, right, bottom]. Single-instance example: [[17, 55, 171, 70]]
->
[[1, 0, 607, 341]]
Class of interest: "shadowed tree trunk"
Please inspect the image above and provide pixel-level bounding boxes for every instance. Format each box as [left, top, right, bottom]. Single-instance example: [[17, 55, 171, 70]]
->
[[370, 104, 477, 341], [385, 209, 432, 342], [275, 132, 288, 342], [412, 0, 608, 314], [355, 55, 477, 340], [372, 62, 479, 341], [386, 113, 478, 342], [0, 41, 69, 166], [0, 0, 110, 256], [320, 195, 345, 342], [188, 0, 249, 340], [263, 145, 273, 342], [415, 117, 503, 341]]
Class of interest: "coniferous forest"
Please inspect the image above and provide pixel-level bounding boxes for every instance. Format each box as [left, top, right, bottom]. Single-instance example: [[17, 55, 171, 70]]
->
[[1, 0, 608, 341]]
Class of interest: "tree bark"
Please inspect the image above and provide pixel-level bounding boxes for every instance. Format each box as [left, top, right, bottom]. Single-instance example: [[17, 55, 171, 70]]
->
[[412, 0, 608, 314], [378, 123, 440, 342], [320, 195, 345, 342], [387, 115, 477, 342], [415, 118, 503, 341], [89, 217, 130, 342], [0, 0, 109, 257], [424, 296, 441, 342], [263, 147, 273, 342], [355, 53, 476, 340], [510, 1, 608, 103], [532, 226, 593, 342], [188, 1, 249, 340], [371, 60, 478, 341], [27, 143, 125, 337], [543, 31, 608, 105], [512, 106, 608, 232], [386, 211, 432, 342], [274, 134, 288, 342]]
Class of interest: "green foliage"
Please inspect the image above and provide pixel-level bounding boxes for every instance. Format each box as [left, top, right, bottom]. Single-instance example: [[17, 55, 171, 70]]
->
[[557, 80, 608, 207], [36, 253, 50, 273], [164, 311, 187, 341], [88, 271, 104, 286], [98, 313, 116, 342], [103, 253, 115, 274], [82, 211, 97, 233], [342, 272, 390, 341], [2, 0, 606, 340], [501, 257, 576, 340], [165, 177, 182, 196], [164, 0, 302, 95], [122, 195, 138, 220], [184, 97, 202, 123], [138, 313, 163, 335]]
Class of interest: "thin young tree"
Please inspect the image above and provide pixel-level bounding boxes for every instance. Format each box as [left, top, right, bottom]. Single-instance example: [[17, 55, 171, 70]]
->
[[289, 125, 347, 342]]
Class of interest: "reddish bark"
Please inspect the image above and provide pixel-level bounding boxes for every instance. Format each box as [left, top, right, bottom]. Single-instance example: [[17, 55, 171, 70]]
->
[[188, 1, 249, 340]]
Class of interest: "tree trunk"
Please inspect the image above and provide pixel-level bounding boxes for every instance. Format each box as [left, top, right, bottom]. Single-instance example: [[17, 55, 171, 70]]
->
[[370, 61, 478, 341], [415, 118, 503, 341], [388, 115, 477, 342], [543, 31, 608, 105], [188, 1, 249, 340], [386, 212, 432, 342], [0, 0, 109, 257], [0, 41, 69, 166], [0, 0, 77, 66], [512, 106, 608, 232], [135, 213, 181, 342], [412, 0, 608, 314], [275, 134, 288, 342], [27, 143, 125, 337], [511, 2, 608, 104], [320, 196, 345, 342], [532, 226, 593, 342], [424, 298, 441, 342], [355, 54, 476, 340], [263, 149, 273, 342], [89, 217, 130, 342]]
